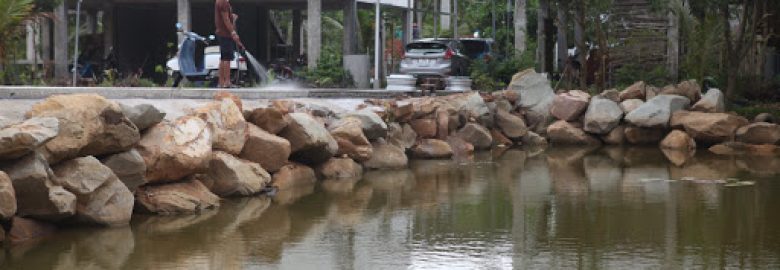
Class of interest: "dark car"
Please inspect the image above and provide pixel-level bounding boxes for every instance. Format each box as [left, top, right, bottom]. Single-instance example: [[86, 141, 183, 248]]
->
[[459, 38, 495, 61], [399, 39, 471, 77]]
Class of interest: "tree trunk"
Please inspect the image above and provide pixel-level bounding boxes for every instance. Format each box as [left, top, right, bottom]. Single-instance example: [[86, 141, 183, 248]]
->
[[537, 0, 549, 71], [574, 0, 587, 90], [514, 0, 527, 53], [556, 0, 568, 76]]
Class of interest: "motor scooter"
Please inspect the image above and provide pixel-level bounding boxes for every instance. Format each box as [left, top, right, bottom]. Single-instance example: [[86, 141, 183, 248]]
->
[[166, 23, 253, 87]]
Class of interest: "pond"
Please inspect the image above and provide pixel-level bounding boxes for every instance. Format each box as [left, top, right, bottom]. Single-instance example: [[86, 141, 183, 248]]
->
[[2, 147, 779, 269]]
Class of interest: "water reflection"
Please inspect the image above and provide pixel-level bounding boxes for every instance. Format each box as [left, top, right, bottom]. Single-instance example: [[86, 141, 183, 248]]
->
[[2, 147, 779, 269]]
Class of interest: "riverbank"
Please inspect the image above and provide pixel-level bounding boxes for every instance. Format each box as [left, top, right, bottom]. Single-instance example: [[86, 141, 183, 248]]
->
[[0, 69, 778, 244]]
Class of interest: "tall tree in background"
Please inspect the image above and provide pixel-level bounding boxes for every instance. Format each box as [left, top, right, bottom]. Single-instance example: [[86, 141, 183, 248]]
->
[[573, 0, 587, 90], [514, 0, 527, 53], [720, 0, 765, 100]]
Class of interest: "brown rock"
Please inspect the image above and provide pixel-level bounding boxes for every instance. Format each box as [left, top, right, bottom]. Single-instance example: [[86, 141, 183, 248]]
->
[[0, 171, 16, 219], [447, 136, 474, 157], [602, 125, 626, 145], [239, 124, 291, 173], [8, 216, 56, 244], [624, 126, 665, 145], [547, 120, 602, 145], [136, 116, 212, 183], [735, 122, 780, 145], [490, 128, 513, 147], [205, 151, 271, 197], [709, 142, 779, 156], [645, 86, 661, 100], [247, 107, 290, 135], [101, 149, 147, 192], [330, 117, 373, 161], [522, 131, 548, 147], [0, 117, 59, 160], [316, 158, 363, 179], [26, 94, 140, 164], [456, 123, 493, 150], [411, 139, 453, 159], [410, 118, 438, 139], [279, 113, 338, 165], [52, 156, 134, 226], [660, 130, 697, 151], [362, 142, 408, 170], [598, 89, 621, 103], [550, 90, 590, 121], [619, 81, 646, 101], [495, 110, 528, 139], [272, 163, 317, 190], [135, 179, 220, 215], [0, 152, 76, 220], [213, 91, 243, 111], [754, 113, 776, 124], [671, 111, 750, 144], [192, 99, 248, 155], [436, 110, 450, 139], [662, 80, 702, 103], [619, 99, 644, 114]]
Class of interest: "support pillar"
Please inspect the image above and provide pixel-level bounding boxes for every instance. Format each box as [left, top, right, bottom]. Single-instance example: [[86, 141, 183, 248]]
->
[[307, 0, 322, 68], [54, 2, 69, 79], [86, 10, 98, 34], [177, 0, 191, 44], [103, 2, 115, 58], [41, 18, 52, 64], [555, 0, 568, 73], [292, 10, 302, 56], [440, 0, 450, 31], [343, 0, 359, 55], [667, 6, 680, 81], [405, 0, 413, 43], [25, 22, 37, 63]]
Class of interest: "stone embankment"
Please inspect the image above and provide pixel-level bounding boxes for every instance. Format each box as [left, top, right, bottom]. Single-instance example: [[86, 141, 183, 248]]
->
[[0, 69, 778, 243]]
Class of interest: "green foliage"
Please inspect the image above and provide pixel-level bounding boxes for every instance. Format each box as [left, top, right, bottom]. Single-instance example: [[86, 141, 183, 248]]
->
[[613, 63, 671, 89], [299, 53, 354, 88], [470, 41, 536, 91]]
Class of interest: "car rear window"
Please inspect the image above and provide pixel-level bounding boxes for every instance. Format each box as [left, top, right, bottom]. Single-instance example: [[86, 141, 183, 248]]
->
[[406, 43, 447, 53], [461, 40, 490, 59]]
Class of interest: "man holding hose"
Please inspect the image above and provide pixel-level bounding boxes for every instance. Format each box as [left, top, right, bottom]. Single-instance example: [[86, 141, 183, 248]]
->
[[215, 0, 244, 88]]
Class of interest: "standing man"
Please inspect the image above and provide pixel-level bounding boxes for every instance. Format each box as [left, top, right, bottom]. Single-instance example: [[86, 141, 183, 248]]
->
[[215, 0, 244, 88]]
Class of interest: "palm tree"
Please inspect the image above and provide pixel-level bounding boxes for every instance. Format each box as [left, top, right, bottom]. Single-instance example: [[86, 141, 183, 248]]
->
[[0, 0, 35, 63]]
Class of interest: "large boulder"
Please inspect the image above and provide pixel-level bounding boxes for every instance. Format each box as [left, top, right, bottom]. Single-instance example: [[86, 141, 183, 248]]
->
[[52, 156, 134, 226], [316, 158, 363, 179], [619, 81, 646, 101], [101, 149, 147, 192], [0, 117, 59, 160], [619, 99, 644, 114], [550, 90, 590, 121], [624, 126, 666, 145], [507, 69, 555, 131], [272, 163, 317, 190], [411, 139, 453, 159], [246, 107, 289, 134], [660, 130, 696, 151], [583, 98, 623, 134], [691, 88, 725, 113], [26, 94, 141, 164], [456, 123, 493, 150], [754, 113, 776, 124], [344, 110, 388, 140], [547, 121, 601, 145], [0, 152, 76, 220], [192, 99, 248, 155], [205, 151, 271, 197], [671, 111, 749, 144], [410, 118, 438, 139], [386, 123, 417, 149], [661, 80, 702, 103], [442, 92, 490, 119], [495, 110, 528, 139], [7, 216, 56, 243], [735, 122, 780, 145], [625, 95, 691, 128], [239, 124, 291, 173], [329, 117, 372, 162], [279, 113, 338, 165], [135, 178, 220, 215], [136, 116, 212, 183], [362, 141, 408, 170], [0, 171, 16, 219], [120, 103, 165, 131]]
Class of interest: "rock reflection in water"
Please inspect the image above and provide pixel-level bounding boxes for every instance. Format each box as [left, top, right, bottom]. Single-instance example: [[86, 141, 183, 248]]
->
[[2, 147, 779, 269]]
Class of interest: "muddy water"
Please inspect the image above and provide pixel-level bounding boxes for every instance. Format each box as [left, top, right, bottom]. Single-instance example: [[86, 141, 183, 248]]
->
[[2, 147, 779, 269]]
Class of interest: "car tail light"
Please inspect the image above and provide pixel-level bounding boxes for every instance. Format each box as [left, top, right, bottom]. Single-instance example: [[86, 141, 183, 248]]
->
[[238, 57, 246, 62], [444, 48, 454, 60]]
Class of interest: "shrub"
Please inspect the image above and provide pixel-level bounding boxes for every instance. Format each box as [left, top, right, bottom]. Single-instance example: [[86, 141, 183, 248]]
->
[[299, 53, 354, 88], [469, 44, 535, 92]]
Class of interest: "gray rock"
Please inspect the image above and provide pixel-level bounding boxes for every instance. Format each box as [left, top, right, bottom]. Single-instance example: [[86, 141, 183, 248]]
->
[[0, 117, 59, 160], [456, 123, 493, 150], [344, 109, 388, 140], [754, 113, 776, 124], [625, 95, 690, 128], [507, 69, 555, 131], [495, 110, 528, 139], [583, 98, 623, 134], [0, 152, 76, 221], [101, 149, 147, 192], [280, 113, 338, 165], [120, 103, 165, 131], [52, 156, 134, 226], [547, 120, 602, 145], [521, 131, 548, 147], [691, 88, 725, 113], [135, 178, 220, 215], [205, 152, 271, 197]]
